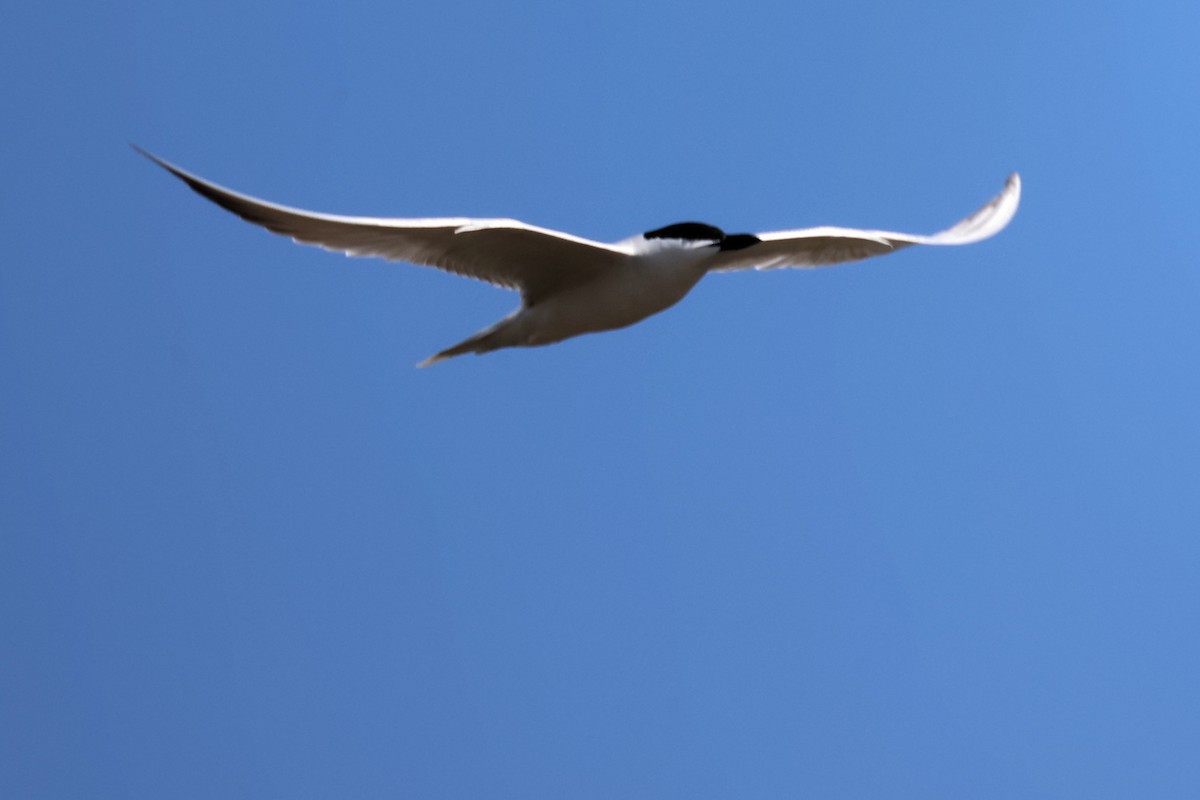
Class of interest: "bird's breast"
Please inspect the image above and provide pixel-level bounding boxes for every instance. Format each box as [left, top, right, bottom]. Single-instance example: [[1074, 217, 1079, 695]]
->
[[509, 251, 706, 347]]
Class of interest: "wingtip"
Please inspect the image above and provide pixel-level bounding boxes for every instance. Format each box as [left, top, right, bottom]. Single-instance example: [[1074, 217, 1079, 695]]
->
[[998, 170, 1022, 220], [131, 143, 163, 166], [1008, 173, 1022, 211], [131, 145, 189, 181], [945, 171, 1022, 243]]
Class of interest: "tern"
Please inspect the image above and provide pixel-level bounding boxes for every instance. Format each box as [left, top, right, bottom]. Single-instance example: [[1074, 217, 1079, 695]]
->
[[137, 148, 1020, 366]]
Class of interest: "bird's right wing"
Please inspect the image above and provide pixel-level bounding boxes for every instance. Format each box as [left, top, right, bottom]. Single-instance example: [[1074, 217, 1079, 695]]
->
[[137, 148, 628, 303], [707, 173, 1021, 272]]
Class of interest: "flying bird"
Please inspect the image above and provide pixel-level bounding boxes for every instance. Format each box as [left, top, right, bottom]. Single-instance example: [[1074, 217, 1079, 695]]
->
[[137, 147, 1020, 366]]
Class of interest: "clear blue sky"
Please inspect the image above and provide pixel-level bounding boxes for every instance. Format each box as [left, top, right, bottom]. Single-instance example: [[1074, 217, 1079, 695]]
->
[[4, 1, 1199, 797]]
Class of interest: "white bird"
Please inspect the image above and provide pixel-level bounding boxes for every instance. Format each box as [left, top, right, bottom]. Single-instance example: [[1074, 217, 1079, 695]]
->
[[137, 148, 1020, 367]]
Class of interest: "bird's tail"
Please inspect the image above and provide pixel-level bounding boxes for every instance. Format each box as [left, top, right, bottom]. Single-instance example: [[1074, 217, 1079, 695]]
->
[[417, 316, 514, 368]]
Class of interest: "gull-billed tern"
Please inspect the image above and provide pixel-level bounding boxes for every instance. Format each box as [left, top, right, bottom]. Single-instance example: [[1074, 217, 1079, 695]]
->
[[137, 148, 1020, 367]]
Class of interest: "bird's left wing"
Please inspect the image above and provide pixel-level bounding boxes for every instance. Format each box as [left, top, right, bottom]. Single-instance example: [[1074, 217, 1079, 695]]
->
[[706, 173, 1020, 272], [136, 147, 628, 304]]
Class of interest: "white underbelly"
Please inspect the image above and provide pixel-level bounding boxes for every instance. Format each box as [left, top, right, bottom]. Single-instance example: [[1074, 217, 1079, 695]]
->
[[518, 259, 706, 345]]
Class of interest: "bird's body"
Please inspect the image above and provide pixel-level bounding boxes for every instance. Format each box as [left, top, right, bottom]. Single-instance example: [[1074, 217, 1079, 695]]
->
[[413, 236, 715, 365], [137, 148, 1020, 366], [529, 241, 710, 337]]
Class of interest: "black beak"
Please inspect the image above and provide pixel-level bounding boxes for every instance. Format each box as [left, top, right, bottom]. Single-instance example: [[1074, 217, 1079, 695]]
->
[[716, 233, 762, 252]]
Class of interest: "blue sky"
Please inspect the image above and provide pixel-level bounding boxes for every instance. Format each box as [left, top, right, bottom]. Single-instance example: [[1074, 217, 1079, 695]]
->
[[3, 1, 1199, 797]]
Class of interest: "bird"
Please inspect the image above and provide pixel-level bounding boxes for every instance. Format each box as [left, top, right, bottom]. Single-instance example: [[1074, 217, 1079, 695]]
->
[[136, 147, 1020, 367]]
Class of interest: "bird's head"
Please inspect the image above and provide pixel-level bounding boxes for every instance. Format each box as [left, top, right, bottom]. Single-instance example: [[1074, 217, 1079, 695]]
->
[[643, 222, 724, 243], [642, 222, 761, 251]]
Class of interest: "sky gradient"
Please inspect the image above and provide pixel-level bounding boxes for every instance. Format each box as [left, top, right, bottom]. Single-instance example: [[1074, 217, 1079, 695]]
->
[[4, 1, 1200, 798]]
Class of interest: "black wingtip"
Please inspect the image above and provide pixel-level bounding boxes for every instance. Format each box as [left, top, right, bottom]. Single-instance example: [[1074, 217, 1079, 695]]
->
[[130, 143, 162, 166], [130, 146, 234, 212], [131, 145, 185, 179]]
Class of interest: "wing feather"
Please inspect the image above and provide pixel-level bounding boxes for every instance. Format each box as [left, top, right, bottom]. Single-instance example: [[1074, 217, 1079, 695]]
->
[[707, 173, 1020, 272], [136, 147, 627, 302]]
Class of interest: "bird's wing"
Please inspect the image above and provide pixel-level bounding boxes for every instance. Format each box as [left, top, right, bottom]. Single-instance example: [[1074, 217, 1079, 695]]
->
[[137, 148, 627, 303], [706, 173, 1020, 272]]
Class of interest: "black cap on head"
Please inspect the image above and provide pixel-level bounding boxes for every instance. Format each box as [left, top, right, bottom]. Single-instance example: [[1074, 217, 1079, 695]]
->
[[643, 222, 725, 241]]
